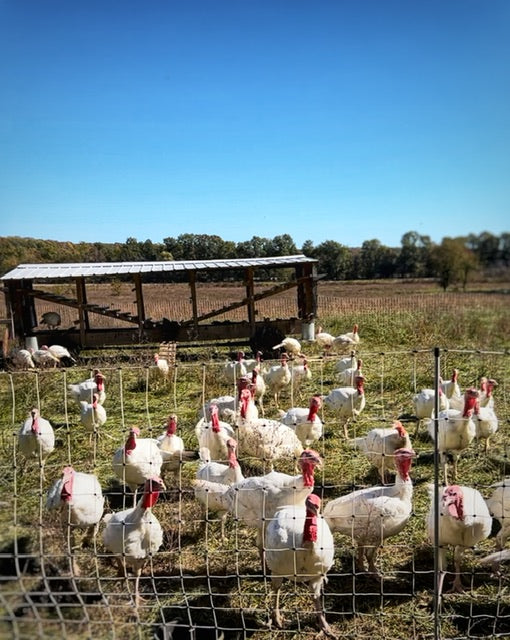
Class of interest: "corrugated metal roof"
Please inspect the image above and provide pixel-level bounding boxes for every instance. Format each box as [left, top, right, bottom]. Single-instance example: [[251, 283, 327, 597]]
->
[[1, 255, 316, 281]]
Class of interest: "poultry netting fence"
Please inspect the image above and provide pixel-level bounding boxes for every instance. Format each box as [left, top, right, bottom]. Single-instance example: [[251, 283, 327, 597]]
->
[[0, 346, 509, 640]]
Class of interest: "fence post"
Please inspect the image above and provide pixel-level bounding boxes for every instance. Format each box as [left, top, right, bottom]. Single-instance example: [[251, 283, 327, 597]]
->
[[433, 346, 441, 640]]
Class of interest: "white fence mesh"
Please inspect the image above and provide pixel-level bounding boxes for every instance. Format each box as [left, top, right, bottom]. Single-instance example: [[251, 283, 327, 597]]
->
[[0, 346, 509, 639]]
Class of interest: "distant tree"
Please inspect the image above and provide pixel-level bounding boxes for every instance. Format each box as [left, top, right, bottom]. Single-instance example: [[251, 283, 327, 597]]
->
[[265, 234, 298, 256], [358, 239, 397, 279], [396, 231, 432, 277], [500, 233, 510, 266], [313, 240, 352, 280], [431, 237, 478, 290], [301, 239, 315, 256]]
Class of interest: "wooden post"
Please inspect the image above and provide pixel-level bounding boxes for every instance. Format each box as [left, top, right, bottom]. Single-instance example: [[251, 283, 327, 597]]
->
[[133, 274, 146, 339], [75, 277, 89, 347], [296, 263, 317, 320], [188, 271, 199, 336], [245, 267, 256, 333]]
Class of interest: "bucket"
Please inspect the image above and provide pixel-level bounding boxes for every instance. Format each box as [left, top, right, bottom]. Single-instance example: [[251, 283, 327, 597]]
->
[[301, 321, 315, 341], [25, 336, 39, 351]]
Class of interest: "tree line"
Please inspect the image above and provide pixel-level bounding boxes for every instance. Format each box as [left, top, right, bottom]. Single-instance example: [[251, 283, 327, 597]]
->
[[0, 230, 508, 290]]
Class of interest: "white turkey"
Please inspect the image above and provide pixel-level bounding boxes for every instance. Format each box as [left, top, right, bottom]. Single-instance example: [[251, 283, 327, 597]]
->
[[334, 350, 357, 374], [30, 346, 60, 368], [485, 479, 510, 551], [112, 427, 163, 505], [194, 438, 244, 538], [242, 350, 263, 373], [156, 414, 199, 474], [351, 420, 413, 483], [102, 476, 165, 606], [45, 344, 77, 366], [265, 494, 335, 635], [412, 387, 449, 421], [263, 353, 291, 408], [426, 388, 478, 485], [412, 386, 449, 437], [278, 395, 323, 447], [198, 395, 238, 422], [473, 395, 498, 454], [323, 375, 366, 438], [323, 448, 415, 575], [314, 326, 336, 357], [9, 348, 35, 369], [332, 324, 360, 352], [250, 367, 266, 416], [150, 353, 170, 387], [40, 311, 61, 330], [336, 357, 362, 387], [479, 377, 497, 409], [236, 387, 303, 468], [440, 368, 463, 411], [46, 466, 104, 575], [18, 407, 55, 479], [79, 393, 107, 443], [272, 336, 305, 359], [193, 449, 322, 568], [222, 350, 247, 385], [68, 369, 106, 405], [290, 357, 312, 393], [426, 483, 492, 593], [195, 402, 236, 462]]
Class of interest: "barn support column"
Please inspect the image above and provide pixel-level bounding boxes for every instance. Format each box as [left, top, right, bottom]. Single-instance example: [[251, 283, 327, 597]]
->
[[188, 271, 199, 337], [296, 263, 317, 340], [244, 267, 256, 334], [75, 277, 90, 347], [133, 274, 146, 339], [8, 279, 37, 345]]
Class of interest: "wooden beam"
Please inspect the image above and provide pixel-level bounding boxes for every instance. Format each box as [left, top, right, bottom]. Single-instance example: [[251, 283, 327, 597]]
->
[[75, 277, 89, 346], [181, 276, 310, 326], [133, 274, 146, 338], [188, 271, 199, 336], [245, 267, 256, 332]]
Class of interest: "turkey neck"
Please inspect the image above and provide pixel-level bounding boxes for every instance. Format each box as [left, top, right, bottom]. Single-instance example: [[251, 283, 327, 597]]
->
[[125, 433, 137, 455], [141, 487, 161, 510], [60, 467, 74, 502], [303, 508, 318, 543]]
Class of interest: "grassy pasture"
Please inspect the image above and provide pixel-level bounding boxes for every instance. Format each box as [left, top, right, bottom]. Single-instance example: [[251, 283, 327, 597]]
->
[[0, 280, 509, 639]]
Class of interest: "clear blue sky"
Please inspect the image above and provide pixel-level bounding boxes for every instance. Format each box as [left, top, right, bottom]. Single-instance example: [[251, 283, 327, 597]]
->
[[1, 0, 509, 249]]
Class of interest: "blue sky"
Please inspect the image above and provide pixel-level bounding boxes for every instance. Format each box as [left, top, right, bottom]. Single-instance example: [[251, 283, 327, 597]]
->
[[1, 0, 509, 249]]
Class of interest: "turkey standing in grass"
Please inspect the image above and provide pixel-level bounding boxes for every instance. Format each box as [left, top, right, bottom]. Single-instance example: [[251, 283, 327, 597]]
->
[[236, 387, 303, 468], [46, 466, 104, 575], [323, 375, 366, 438], [30, 346, 60, 368], [272, 336, 305, 359], [351, 420, 413, 483], [193, 449, 322, 569], [102, 476, 165, 606], [265, 494, 335, 636], [18, 408, 55, 479], [69, 370, 106, 405], [479, 377, 497, 409], [79, 393, 107, 443], [440, 369, 463, 411], [485, 479, 510, 550], [336, 358, 362, 387], [10, 348, 35, 369], [323, 448, 415, 575], [263, 354, 292, 408], [222, 350, 248, 385], [156, 414, 199, 474], [45, 344, 77, 366], [426, 483, 492, 594], [314, 326, 336, 357], [112, 427, 163, 505], [473, 395, 498, 454], [195, 403, 236, 462], [426, 388, 478, 485], [332, 324, 360, 352], [278, 395, 323, 447], [194, 438, 244, 539]]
